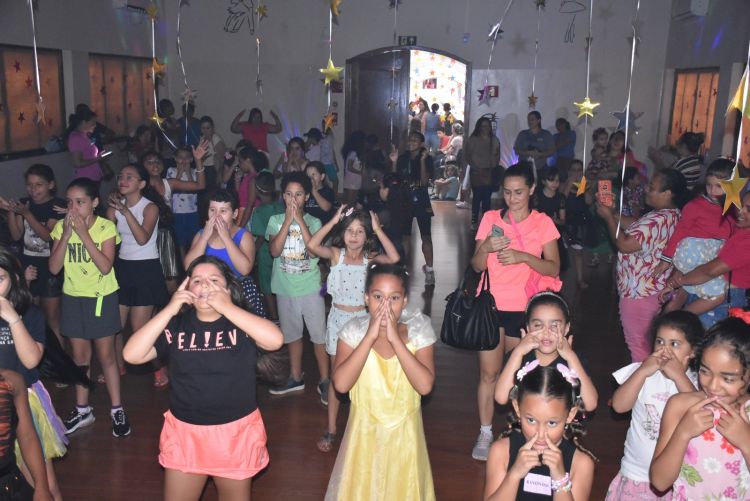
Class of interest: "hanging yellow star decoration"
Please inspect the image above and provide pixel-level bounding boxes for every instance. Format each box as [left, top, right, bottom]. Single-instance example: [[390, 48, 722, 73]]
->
[[330, 0, 342, 17], [528, 93, 538, 108], [575, 175, 587, 197], [574, 96, 600, 118], [256, 4, 268, 20], [323, 113, 335, 132], [146, 3, 158, 21], [150, 112, 164, 127], [152, 58, 166, 77], [35, 97, 46, 126], [720, 165, 749, 214], [319, 58, 343, 86]]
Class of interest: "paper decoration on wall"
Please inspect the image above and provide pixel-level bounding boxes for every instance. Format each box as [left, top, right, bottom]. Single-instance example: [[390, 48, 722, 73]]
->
[[560, 1, 585, 43], [224, 0, 256, 34], [720, 166, 748, 214], [574, 96, 600, 118], [611, 108, 643, 133]]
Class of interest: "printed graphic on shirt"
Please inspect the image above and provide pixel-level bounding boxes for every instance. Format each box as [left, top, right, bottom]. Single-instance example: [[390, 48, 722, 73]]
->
[[164, 327, 239, 352], [642, 404, 662, 441], [23, 220, 49, 256], [279, 224, 312, 274]]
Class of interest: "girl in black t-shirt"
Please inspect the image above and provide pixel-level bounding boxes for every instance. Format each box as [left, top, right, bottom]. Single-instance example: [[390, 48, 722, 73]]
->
[[1, 164, 65, 345], [124, 256, 283, 499]]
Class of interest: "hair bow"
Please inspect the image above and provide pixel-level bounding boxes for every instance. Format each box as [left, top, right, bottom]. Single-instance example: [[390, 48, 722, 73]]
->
[[556, 363, 579, 385], [729, 308, 750, 325], [516, 360, 540, 381]]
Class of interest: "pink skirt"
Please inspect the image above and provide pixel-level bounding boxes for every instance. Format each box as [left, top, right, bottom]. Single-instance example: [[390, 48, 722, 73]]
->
[[159, 409, 269, 480], [605, 471, 671, 501]]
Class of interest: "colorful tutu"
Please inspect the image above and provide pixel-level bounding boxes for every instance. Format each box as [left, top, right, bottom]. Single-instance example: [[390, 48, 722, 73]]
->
[[15, 381, 67, 466]]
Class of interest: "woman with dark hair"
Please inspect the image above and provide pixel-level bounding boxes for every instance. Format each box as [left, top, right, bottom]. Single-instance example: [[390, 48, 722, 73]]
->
[[66, 109, 105, 184], [670, 132, 705, 190], [409, 99, 429, 134], [553, 117, 576, 180], [465, 117, 501, 229], [513, 111, 555, 173], [230, 107, 282, 153], [199, 116, 227, 191], [274, 137, 308, 180], [596, 169, 690, 363], [341, 131, 367, 205], [469, 161, 562, 461]]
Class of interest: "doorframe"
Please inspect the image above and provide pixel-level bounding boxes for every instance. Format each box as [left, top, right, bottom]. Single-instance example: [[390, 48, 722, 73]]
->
[[345, 45, 471, 147]]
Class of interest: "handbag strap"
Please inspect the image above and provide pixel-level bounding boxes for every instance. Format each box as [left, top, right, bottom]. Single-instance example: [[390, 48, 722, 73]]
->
[[481, 270, 491, 291], [507, 211, 527, 251]]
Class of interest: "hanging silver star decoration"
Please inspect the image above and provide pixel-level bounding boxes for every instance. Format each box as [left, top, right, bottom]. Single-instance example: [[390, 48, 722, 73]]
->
[[611, 108, 643, 133], [478, 85, 493, 106], [488, 23, 504, 42]]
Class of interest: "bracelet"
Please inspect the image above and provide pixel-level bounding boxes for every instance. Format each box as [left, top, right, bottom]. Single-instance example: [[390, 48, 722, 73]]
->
[[194, 167, 205, 174], [7, 317, 21, 327], [550, 472, 570, 492]]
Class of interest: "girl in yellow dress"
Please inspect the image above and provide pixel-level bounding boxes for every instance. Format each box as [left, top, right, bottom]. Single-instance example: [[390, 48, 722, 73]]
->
[[325, 263, 436, 501]]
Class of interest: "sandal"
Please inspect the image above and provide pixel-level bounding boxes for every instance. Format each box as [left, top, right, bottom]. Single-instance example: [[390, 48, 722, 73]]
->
[[153, 368, 169, 388], [316, 432, 337, 453]]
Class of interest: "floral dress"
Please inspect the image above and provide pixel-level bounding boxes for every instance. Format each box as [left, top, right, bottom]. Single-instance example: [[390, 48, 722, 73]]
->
[[672, 403, 750, 500]]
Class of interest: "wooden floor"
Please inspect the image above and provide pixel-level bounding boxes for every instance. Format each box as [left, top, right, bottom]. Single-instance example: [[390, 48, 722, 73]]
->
[[50, 202, 631, 500]]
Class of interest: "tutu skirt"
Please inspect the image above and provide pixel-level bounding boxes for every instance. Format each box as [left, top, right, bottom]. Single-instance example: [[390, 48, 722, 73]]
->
[[159, 409, 269, 480], [15, 381, 67, 467]]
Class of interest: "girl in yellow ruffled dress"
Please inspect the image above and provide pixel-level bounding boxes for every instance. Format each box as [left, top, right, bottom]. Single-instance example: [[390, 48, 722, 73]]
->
[[325, 263, 436, 501]]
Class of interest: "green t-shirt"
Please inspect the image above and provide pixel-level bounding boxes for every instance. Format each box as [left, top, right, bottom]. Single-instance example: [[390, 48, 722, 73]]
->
[[249, 201, 284, 275], [265, 213, 322, 297], [50, 216, 121, 297]]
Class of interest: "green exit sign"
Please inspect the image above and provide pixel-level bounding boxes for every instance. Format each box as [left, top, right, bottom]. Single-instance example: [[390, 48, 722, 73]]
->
[[398, 35, 417, 46]]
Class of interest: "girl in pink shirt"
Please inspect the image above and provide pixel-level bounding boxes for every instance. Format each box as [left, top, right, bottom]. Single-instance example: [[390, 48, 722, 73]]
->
[[66, 109, 104, 183]]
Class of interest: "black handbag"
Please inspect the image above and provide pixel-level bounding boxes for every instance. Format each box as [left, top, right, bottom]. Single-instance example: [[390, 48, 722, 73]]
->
[[440, 268, 500, 351]]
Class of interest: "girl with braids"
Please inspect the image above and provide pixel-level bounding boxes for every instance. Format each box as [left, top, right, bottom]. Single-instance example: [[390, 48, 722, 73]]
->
[[495, 292, 597, 413], [606, 311, 704, 500], [107, 164, 169, 388], [484, 364, 596, 500]]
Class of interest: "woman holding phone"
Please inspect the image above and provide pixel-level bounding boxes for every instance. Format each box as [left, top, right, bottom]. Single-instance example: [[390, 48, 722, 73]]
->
[[67, 108, 107, 188], [468, 161, 561, 462], [596, 169, 689, 363]]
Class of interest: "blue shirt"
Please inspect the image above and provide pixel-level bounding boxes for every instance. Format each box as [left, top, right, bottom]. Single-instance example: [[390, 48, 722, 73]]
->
[[553, 130, 576, 159]]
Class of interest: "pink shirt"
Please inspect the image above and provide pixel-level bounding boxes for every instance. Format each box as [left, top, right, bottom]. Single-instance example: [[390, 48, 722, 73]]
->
[[718, 228, 750, 288], [238, 172, 260, 209], [67, 131, 102, 181], [616, 208, 681, 298], [476, 210, 560, 311], [240, 122, 271, 152]]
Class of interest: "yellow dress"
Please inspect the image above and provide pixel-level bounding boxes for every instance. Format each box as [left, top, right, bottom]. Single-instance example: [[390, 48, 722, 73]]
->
[[325, 310, 436, 501]]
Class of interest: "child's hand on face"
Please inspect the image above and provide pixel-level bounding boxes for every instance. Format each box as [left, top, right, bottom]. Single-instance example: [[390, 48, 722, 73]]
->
[[641, 348, 667, 376], [0, 296, 20, 324], [518, 328, 540, 355], [508, 432, 543, 481], [203, 216, 216, 238], [659, 347, 687, 381], [168, 277, 196, 315], [556, 331, 574, 361], [541, 433, 566, 481], [384, 300, 401, 346], [677, 396, 718, 440], [205, 279, 232, 314], [366, 300, 387, 340], [715, 399, 750, 449], [214, 215, 232, 242], [70, 212, 88, 238]]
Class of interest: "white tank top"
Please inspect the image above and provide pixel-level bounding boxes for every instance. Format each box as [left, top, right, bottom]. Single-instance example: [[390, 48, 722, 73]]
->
[[115, 196, 159, 260]]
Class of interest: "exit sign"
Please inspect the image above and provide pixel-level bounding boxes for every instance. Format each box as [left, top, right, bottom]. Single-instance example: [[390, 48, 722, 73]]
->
[[398, 35, 417, 46]]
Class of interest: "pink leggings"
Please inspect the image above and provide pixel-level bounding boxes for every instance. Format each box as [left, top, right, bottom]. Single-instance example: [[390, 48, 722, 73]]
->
[[619, 293, 661, 362]]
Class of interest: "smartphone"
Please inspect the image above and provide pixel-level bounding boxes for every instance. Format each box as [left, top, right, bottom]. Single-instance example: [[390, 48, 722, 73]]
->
[[491, 224, 504, 237], [100, 150, 113, 158], [598, 180, 613, 208]]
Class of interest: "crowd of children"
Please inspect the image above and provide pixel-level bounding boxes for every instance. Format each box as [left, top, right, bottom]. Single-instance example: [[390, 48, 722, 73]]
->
[[0, 94, 749, 501]]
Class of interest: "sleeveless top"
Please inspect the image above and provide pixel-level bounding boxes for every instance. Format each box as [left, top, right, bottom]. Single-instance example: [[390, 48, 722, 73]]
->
[[671, 402, 750, 500], [202, 228, 247, 277], [508, 430, 576, 500], [326, 249, 368, 307], [0, 378, 17, 471], [115, 196, 159, 260]]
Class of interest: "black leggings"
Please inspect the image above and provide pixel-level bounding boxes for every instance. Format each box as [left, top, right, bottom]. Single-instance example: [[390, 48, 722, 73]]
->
[[472, 185, 494, 223]]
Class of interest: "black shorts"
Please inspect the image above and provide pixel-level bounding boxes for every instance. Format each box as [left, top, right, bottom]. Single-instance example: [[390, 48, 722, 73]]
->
[[497, 310, 525, 338], [115, 258, 169, 307], [62, 292, 121, 339], [20, 255, 62, 298]]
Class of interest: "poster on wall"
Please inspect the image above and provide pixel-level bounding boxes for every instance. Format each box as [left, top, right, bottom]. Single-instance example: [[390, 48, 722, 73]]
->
[[409, 50, 466, 123]]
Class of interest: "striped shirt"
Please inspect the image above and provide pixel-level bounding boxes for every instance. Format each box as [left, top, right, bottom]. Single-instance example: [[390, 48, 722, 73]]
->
[[671, 155, 703, 189]]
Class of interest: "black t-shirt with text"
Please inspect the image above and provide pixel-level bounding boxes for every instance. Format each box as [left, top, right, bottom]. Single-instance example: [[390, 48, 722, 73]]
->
[[0, 305, 46, 387], [19, 197, 66, 256], [155, 309, 258, 425]]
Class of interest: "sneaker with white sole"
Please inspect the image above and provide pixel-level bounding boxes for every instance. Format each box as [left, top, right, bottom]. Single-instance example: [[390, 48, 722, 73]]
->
[[471, 431, 493, 461], [422, 265, 435, 286], [318, 379, 330, 406], [111, 408, 131, 438], [64, 407, 95, 435], [456, 201, 470, 209], [269, 377, 305, 395]]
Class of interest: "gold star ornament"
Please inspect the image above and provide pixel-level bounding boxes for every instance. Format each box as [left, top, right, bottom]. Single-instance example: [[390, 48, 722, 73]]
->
[[146, 3, 158, 21], [575, 175, 587, 197], [319, 58, 343, 86], [721, 165, 749, 214], [330, 0, 342, 17], [323, 113, 335, 132], [256, 4, 268, 20], [574, 96, 600, 118], [152, 58, 166, 77], [528, 93, 538, 108], [150, 112, 164, 127]]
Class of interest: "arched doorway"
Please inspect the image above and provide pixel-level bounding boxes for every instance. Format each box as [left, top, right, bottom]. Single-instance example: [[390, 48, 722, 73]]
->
[[345, 46, 471, 149]]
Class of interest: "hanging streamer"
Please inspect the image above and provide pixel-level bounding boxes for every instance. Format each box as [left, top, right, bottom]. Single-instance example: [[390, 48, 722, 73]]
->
[[575, 0, 595, 196], [176, 0, 197, 105], [529, 3, 543, 109], [255, 3, 265, 98], [388, 1, 399, 144], [615, 0, 640, 237], [27, 0, 45, 125], [481, 0, 515, 104], [148, 4, 177, 150]]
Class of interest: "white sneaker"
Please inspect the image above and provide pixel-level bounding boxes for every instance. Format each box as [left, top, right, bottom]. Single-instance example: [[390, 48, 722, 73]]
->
[[472, 431, 493, 461], [423, 265, 435, 286], [456, 201, 469, 209]]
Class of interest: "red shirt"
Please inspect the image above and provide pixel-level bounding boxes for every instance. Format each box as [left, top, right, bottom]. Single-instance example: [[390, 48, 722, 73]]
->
[[240, 122, 271, 152], [663, 196, 735, 260], [718, 228, 750, 288]]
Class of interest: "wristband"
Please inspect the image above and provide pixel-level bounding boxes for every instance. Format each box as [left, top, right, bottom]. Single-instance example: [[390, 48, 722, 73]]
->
[[550, 472, 570, 492]]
